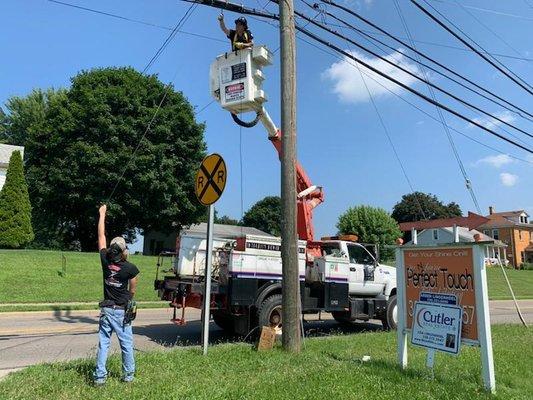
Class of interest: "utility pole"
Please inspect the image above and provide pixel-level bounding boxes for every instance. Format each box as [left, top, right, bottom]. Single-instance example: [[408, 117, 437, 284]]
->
[[279, 0, 300, 352]]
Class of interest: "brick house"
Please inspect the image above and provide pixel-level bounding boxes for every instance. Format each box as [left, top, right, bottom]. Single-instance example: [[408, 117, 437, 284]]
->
[[479, 207, 533, 268]]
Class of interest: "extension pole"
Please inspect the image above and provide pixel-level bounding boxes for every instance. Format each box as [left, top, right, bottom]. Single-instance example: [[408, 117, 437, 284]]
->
[[280, 0, 300, 352]]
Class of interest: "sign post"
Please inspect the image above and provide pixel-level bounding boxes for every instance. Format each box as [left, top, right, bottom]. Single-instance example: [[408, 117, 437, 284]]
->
[[396, 243, 495, 393], [195, 153, 227, 355]]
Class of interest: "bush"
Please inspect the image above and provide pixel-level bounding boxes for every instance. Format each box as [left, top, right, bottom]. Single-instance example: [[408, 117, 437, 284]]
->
[[0, 150, 34, 248], [520, 263, 533, 271]]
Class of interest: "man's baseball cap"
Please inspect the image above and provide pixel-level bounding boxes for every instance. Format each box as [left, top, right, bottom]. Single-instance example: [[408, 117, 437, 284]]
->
[[110, 237, 127, 251]]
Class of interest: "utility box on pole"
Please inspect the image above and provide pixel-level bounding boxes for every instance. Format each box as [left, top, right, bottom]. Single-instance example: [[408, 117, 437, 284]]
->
[[209, 46, 273, 114]]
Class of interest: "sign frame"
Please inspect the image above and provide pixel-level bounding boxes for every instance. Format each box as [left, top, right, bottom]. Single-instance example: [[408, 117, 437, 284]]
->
[[396, 243, 495, 393]]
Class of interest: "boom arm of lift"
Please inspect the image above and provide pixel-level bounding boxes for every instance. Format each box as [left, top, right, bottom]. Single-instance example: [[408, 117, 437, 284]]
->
[[258, 108, 324, 243]]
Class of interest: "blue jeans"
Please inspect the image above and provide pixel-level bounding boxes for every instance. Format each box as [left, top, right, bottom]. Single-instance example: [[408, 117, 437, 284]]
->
[[94, 307, 135, 383]]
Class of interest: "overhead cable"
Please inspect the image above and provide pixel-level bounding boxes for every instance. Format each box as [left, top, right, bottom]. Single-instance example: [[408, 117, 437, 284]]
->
[[411, 0, 533, 95], [319, 0, 533, 121]]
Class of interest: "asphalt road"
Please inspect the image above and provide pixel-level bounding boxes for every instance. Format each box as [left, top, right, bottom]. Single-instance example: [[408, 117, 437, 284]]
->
[[1, 300, 531, 380]]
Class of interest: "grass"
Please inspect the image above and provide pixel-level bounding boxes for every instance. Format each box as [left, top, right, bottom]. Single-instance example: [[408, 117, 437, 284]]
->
[[0, 250, 161, 304], [485, 267, 533, 300], [0, 251, 531, 310], [0, 325, 531, 399]]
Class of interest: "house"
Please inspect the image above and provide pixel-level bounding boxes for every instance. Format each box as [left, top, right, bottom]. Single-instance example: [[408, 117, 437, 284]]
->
[[143, 223, 273, 255], [404, 226, 507, 264], [0, 144, 24, 191], [479, 207, 533, 268]]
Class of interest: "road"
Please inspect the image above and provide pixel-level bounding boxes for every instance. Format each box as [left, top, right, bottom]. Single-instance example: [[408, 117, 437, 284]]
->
[[1, 300, 531, 380]]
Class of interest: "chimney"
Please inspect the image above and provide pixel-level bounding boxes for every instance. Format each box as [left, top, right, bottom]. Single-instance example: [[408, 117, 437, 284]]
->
[[489, 206, 494, 215]]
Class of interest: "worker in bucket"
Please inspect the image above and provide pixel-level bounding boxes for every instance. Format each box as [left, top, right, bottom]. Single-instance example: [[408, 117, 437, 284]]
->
[[218, 14, 253, 51], [93, 204, 139, 386]]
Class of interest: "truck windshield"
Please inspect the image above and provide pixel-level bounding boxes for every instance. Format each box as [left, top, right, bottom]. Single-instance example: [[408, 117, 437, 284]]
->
[[347, 244, 375, 265]]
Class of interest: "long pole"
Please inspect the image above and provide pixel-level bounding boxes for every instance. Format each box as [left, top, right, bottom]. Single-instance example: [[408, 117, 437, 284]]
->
[[279, 0, 300, 352], [201, 204, 215, 355]]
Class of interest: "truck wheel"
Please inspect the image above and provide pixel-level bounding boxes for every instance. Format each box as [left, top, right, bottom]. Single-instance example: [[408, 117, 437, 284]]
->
[[382, 295, 397, 331], [257, 294, 283, 328], [212, 311, 235, 334]]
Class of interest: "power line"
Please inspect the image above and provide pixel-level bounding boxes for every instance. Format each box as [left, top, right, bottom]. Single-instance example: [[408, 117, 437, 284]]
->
[[411, 0, 533, 95], [143, 3, 198, 73], [290, 29, 533, 165], [450, 0, 528, 59], [47, 0, 225, 43], [319, 0, 533, 121], [393, 0, 482, 214], [429, 0, 533, 22], [305, 2, 533, 125], [289, 5, 533, 141], [335, 24, 428, 220], [293, 25, 533, 153]]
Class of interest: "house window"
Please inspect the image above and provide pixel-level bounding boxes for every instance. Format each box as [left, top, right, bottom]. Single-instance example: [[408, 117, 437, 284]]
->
[[433, 229, 439, 240], [520, 215, 529, 224], [483, 230, 490, 236], [521, 251, 526, 264], [492, 229, 499, 240]]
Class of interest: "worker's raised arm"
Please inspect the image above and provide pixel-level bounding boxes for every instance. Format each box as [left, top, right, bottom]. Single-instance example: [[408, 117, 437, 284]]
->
[[98, 204, 107, 251], [218, 14, 230, 36]]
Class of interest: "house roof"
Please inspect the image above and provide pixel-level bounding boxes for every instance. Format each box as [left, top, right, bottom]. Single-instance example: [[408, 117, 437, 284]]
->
[[480, 210, 533, 229], [0, 144, 24, 167], [181, 223, 274, 238]]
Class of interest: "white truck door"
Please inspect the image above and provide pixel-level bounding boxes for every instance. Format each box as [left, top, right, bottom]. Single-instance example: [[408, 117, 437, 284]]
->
[[346, 243, 384, 296]]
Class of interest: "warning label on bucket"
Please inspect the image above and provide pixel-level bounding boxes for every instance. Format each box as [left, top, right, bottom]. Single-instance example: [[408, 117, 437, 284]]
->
[[225, 83, 245, 102]]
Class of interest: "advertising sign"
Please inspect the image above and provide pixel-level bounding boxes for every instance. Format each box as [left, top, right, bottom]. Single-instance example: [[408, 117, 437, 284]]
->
[[403, 247, 477, 342], [411, 301, 462, 354]]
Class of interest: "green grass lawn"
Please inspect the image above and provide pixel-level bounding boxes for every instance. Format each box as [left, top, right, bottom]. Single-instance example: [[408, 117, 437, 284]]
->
[[0, 250, 161, 304], [0, 325, 530, 399], [0, 250, 531, 306]]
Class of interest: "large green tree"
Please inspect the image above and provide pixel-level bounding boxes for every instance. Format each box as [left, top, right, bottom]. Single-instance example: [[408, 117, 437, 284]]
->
[[0, 89, 62, 146], [25, 67, 206, 250], [0, 151, 34, 248], [242, 196, 281, 236], [391, 192, 462, 223], [337, 205, 401, 258]]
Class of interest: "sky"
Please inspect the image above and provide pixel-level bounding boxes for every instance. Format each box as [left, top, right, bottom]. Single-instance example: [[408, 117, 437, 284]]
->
[[1, 0, 532, 252]]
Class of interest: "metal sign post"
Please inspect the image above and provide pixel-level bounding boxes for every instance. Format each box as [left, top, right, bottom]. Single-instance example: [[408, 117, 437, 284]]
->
[[202, 204, 215, 355], [195, 153, 227, 355]]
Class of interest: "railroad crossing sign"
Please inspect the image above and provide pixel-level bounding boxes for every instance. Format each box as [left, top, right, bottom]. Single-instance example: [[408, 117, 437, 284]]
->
[[195, 153, 227, 206]]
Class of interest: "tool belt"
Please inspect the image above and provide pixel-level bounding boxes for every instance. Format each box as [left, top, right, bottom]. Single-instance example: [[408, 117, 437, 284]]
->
[[123, 300, 137, 326], [98, 299, 125, 309]]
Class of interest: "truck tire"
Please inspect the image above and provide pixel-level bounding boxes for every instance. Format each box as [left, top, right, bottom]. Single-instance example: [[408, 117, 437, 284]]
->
[[257, 294, 283, 329], [212, 311, 235, 334], [382, 295, 397, 331]]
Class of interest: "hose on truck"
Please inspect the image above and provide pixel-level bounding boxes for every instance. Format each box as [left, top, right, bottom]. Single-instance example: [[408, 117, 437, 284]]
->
[[230, 111, 262, 128]]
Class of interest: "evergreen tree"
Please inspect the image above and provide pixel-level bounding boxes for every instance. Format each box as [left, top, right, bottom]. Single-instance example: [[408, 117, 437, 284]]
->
[[0, 150, 34, 248]]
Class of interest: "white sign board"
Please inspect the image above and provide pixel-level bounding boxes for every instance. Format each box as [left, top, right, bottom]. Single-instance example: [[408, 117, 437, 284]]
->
[[411, 302, 462, 355]]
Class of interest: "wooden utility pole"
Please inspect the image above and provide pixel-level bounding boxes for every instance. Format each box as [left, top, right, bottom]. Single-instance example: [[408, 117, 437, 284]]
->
[[279, 0, 300, 352]]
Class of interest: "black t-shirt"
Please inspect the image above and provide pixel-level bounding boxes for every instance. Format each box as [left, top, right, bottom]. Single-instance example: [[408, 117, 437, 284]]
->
[[99, 249, 140, 306], [228, 29, 253, 50]]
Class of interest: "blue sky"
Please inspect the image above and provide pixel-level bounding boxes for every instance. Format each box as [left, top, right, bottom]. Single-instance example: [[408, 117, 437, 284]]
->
[[1, 0, 532, 251]]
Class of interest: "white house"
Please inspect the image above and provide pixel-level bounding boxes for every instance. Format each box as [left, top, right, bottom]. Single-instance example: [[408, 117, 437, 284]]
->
[[0, 144, 25, 190], [405, 226, 508, 265]]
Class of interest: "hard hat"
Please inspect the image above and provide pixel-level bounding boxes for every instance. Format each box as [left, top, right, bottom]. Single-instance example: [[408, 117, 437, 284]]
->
[[235, 16, 248, 29]]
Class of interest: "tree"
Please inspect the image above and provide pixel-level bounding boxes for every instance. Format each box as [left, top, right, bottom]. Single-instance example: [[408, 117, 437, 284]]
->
[[242, 196, 281, 236], [391, 192, 462, 223], [216, 215, 240, 225], [0, 89, 62, 146], [337, 205, 401, 259], [24, 67, 206, 250], [0, 151, 34, 248]]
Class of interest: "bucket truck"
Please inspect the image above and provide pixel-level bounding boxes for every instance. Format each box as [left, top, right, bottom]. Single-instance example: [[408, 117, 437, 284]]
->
[[154, 46, 397, 334]]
